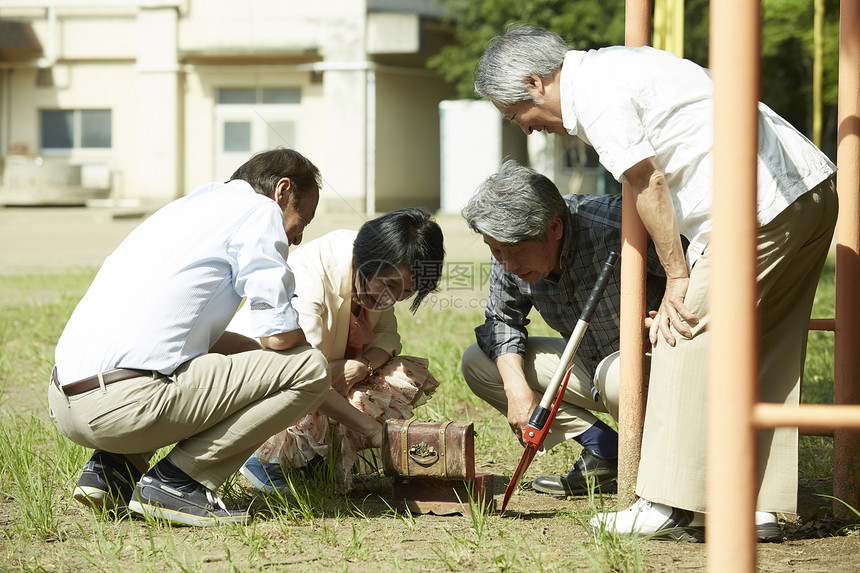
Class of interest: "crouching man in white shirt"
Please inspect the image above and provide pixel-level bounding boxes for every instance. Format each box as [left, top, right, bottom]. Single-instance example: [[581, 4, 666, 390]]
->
[[49, 148, 330, 526]]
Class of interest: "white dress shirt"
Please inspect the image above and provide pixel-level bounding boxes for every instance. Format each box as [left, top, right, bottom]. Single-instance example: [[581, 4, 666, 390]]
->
[[559, 46, 836, 264], [55, 179, 300, 382]]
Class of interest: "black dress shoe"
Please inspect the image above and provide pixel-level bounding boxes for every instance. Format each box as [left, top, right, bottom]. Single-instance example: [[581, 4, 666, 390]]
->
[[532, 449, 618, 496]]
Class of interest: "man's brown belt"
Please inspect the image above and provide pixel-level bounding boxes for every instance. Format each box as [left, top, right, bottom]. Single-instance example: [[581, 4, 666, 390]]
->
[[52, 366, 152, 396]]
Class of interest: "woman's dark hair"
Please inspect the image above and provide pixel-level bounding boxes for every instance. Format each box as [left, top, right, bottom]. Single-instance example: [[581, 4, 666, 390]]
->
[[228, 147, 321, 209], [353, 208, 445, 313]]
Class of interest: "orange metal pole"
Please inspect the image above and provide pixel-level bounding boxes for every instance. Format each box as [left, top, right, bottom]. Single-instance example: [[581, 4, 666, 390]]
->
[[834, 0, 860, 519], [625, 0, 652, 46], [808, 318, 836, 331], [707, 0, 760, 571], [617, 0, 651, 504], [754, 404, 860, 431]]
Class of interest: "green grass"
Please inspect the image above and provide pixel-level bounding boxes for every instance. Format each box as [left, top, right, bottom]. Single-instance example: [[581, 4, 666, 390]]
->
[[0, 258, 848, 571], [801, 257, 837, 483]]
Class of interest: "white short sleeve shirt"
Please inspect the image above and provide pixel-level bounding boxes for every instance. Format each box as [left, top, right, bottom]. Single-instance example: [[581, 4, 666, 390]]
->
[[559, 47, 835, 263], [54, 180, 300, 382]]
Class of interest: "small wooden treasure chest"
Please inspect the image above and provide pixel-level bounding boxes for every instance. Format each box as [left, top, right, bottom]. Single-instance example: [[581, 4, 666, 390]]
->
[[382, 419, 475, 480], [382, 419, 495, 515]]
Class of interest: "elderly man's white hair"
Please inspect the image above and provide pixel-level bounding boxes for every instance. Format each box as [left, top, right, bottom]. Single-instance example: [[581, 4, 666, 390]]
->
[[461, 160, 567, 245], [474, 24, 570, 107]]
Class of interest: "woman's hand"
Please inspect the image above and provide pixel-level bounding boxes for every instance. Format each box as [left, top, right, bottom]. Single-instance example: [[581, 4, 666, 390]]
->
[[317, 389, 384, 446], [649, 276, 698, 346], [330, 358, 371, 395]]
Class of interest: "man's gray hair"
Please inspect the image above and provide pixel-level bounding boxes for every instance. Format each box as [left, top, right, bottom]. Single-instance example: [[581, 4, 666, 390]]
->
[[462, 160, 567, 244], [474, 24, 569, 107]]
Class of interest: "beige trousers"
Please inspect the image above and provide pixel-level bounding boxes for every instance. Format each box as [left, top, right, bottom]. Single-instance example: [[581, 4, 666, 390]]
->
[[461, 338, 621, 451], [637, 179, 838, 514], [49, 346, 330, 490]]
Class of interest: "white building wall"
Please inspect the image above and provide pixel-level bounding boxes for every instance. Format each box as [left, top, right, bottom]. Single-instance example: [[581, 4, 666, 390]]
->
[[439, 100, 502, 215], [376, 69, 450, 211], [298, 81, 327, 181], [136, 5, 180, 202], [59, 13, 138, 59], [178, 0, 338, 53], [319, 68, 368, 213], [182, 67, 324, 191], [8, 68, 42, 156], [180, 71, 212, 191], [316, 9, 372, 214], [179, 1, 371, 211], [0, 1, 456, 211]]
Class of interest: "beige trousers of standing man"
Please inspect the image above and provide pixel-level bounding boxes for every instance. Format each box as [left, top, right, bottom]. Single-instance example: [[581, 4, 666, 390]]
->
[[637, 179, 838, 514]]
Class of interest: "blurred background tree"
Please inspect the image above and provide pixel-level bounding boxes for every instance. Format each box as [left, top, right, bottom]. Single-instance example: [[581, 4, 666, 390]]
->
[[427, 0, 627, 98], [428, 0, 839, 159]]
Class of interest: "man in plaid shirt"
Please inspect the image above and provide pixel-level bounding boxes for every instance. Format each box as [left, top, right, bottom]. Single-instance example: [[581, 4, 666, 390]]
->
[[461, 161, 674, 496]]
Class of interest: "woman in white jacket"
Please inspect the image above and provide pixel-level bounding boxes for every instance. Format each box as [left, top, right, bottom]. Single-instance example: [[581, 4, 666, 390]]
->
[[232, 208, 445, 492]]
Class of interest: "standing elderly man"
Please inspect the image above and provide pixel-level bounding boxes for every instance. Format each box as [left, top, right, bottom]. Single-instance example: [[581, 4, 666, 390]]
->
[[474, 25, 837, 541], [49, 148, 331, 526], [461, 160, 672, 496]]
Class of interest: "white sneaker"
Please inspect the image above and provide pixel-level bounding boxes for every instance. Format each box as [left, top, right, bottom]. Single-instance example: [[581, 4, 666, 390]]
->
[[755, 511, 781, 541], [588, 498, 705, 543]]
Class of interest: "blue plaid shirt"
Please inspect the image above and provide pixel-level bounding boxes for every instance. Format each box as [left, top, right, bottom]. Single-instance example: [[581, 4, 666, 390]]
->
[[475, 193, 670, 380]]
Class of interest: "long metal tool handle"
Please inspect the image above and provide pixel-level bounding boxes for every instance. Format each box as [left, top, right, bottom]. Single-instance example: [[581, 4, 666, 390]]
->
[[528, 252, 620, 430]]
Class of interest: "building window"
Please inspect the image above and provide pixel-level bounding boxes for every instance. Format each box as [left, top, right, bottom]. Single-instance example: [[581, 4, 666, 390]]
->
[[41, 109, 112, 151], [213, 87, 302, 180], [224, 121, 252, 152], [217, 88, 301, 105]]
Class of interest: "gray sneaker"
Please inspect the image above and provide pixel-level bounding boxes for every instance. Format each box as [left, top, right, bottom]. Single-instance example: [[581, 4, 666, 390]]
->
[[128, 469, 250, 527], [73, 450, 141, 511]]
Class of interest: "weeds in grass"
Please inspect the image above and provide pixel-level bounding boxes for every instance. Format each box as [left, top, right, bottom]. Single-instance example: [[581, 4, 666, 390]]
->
[[260, 482, 315, 527], [522, 542, 548, 573], [491, 547, 518, 570], [0, 414, 61, 539], [816, 494, 860, 536], [800, 435, 834, 480], [320, 520, 338, 544], [573, 474, 645, 573], [0, 352, 9, 410], [344, 524, 371, 559], [384, 499, 418, 529], [50, 427, 95, 494], [460, 479, 494, 544], [227, 518, 273, 562], [218, 470, 247, 508], [820, 494, 860, 520], [432, 537, 469, 571], [72, 513, 131, 573]]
